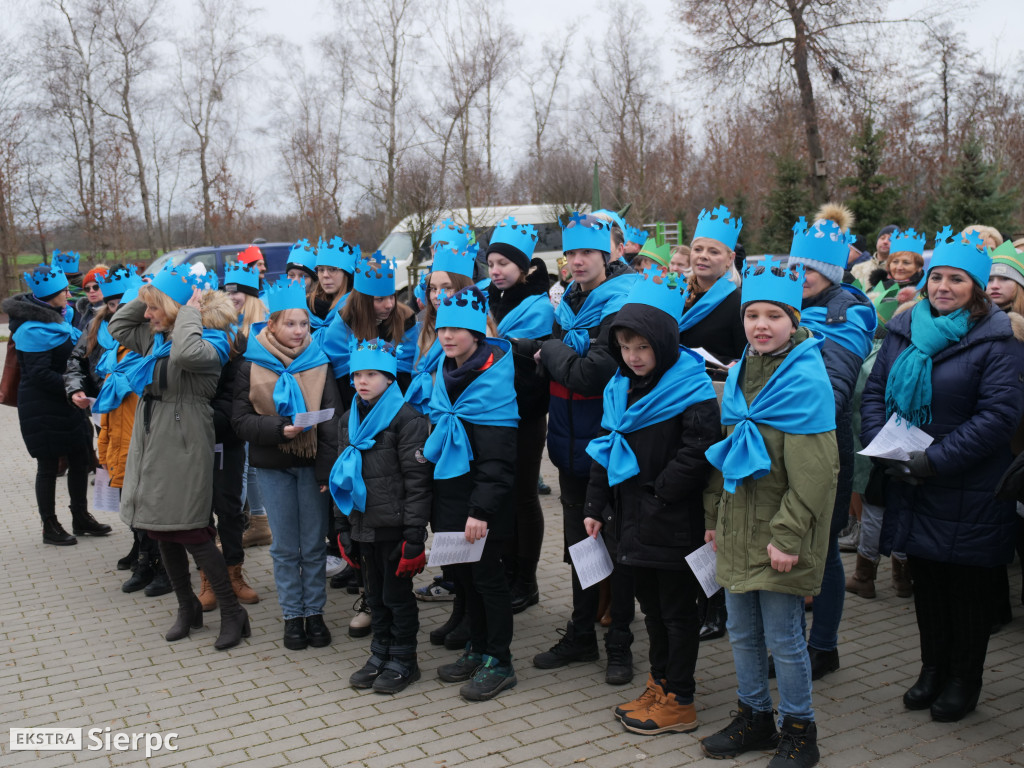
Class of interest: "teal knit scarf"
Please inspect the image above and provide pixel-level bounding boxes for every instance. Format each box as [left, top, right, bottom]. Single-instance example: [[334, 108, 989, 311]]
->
[[885, 300, 972, 427]]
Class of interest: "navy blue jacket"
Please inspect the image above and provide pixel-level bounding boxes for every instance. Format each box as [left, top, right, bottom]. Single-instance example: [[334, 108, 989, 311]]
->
[[861, 305, 1024, 566]]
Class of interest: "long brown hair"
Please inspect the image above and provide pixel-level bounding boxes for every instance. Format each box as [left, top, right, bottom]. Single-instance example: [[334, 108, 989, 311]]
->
[[340, 290, 414, 343], [84, 304, 110, 357], [311, 268, 350, 313]]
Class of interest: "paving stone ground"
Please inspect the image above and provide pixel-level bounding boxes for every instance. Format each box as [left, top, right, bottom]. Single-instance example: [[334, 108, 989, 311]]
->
[[1, 342, 1022, 767]]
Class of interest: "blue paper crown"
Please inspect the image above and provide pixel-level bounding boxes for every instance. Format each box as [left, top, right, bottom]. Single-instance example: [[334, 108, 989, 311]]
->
[[96, 264, 141, 299], [623, 223, 649, 248], [436, 284, 489, 334], [223, 261, 261, 295], [431, 218, 474, 254], [353, 251, 397, 297], [349, 338, 399, 377], [265, 276, 310, 315], [592, 209, 626, 233], [316, 236, 360, 272], [929, 226, 991, 288], [624, 266, 687, 320], [431, 242, 479, 278], [151, 262, 199, 305], [192, 265, 219, 292], [741, 255, 805, 310], [53, 250, 81, 274], [24, 264, 69, 299], [286, 238, 318, 275], [490, 217, 539, 259], [890, 227, 926, 256], [561, 212, 613, 253], [788, 217, 852, 270], [693, 206, 743, 250]]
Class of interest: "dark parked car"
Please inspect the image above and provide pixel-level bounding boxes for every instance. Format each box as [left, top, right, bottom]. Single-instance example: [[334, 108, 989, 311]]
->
[[144, 241, 293, 285]]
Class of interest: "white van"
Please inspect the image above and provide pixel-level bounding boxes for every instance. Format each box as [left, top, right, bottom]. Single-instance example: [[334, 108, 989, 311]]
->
[[377, 204, 582, 292]]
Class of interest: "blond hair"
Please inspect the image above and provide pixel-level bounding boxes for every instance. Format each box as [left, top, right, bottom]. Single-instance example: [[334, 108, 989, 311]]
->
[[137, 284, 237, 339], [963, 225, 1003, 249]]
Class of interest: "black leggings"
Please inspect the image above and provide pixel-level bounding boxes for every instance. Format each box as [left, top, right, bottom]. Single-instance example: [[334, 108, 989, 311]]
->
[[35, 448, 91, 520], [510, 413, 547, 562]]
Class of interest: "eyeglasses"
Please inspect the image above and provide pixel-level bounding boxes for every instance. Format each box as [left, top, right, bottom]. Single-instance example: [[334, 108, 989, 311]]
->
[[85, 284, 102, 293]]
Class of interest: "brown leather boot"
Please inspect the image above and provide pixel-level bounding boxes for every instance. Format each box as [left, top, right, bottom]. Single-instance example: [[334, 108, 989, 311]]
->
[[621, 690, 698, 735], [198, 569, 217, 612], [614, 674, 665, 720], [845, 554, 878, 599], [892, 556, 913, 597], [229, 564, 259, 604], [242, 514, 272, 548]]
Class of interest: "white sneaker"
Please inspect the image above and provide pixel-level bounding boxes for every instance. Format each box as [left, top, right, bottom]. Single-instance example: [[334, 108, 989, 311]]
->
[[326, 555, 346, 577]]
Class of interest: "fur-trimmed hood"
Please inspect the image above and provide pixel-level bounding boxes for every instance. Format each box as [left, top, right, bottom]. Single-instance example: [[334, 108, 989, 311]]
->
[[3, 293, 66, 330], [1007, 311, 1024, 342]]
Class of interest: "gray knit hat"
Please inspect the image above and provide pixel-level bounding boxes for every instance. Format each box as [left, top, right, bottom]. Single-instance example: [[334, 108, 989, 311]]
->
[[785, 255, 844, 286]]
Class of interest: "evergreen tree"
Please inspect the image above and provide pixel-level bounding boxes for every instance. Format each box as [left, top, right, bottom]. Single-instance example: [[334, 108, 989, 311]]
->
[[927, 134, 1019, 234], [841, 115, 901, 241], [761, 154, 811, 253]]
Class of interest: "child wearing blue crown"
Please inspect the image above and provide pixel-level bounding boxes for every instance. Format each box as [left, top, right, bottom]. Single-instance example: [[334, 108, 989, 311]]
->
[[232, 276, 341, 651], [424, 283, 519, 701], [581, 269, 721, 735], [701, 258, 838, 768], [329, 339, 432, 694]]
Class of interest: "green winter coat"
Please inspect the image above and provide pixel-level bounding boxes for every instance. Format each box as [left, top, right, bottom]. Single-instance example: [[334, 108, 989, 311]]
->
[[703, 329, 839, 597], [109, 298, 225, 531]]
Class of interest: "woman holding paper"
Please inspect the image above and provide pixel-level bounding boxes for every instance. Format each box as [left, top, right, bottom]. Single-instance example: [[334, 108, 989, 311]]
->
[[232, 276, 341, 650], [860, 227, 1024, 722]]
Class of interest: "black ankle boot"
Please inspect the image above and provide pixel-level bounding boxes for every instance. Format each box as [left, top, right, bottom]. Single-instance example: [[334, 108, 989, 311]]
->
[[604, 627, 634, 685], [443, 615, 472, 651], [122, 551, 156, 593], [144, 559, 173, 597], [533, 621, 600, 669], [71, 509, 112, 536], [117, 537, 140, 570], [305, 614, 332, 648], [768, 716, 818, 768], [904, 666, 945, 710], [42, 517, 77, 546], [510, 557, 540, 614], [701, 701, 779, 759], [284, 618, 308, 650], [930, 679, 981, 722], [700, 592, 727, 641], [430, 593, 466, 645]]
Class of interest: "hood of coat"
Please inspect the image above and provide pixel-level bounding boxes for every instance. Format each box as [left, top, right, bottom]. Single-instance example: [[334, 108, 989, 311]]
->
[[487, 257, 550, 312], [199, 289, 239, 332], [609, 301, 680, 382], [2, 293, 65, 332]]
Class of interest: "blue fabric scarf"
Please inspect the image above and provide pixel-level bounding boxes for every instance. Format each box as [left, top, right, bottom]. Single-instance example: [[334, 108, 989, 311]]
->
[[12, 318, 81, 352], [329, 380, 407, 515], [320, 311, 354, 379], [94, 320, 120, 378], [800, 287, 876, 359], [244, 333, 330, 419], [554, 275, 633, 355], [405, 338, 444, 414], [678, 277, 736, 332], [706, 335, 836, 493], [497, 293, 555, 340], [424, 338, 519, 479], [588, 348, 717, 486], [884, 300, 972, 427]]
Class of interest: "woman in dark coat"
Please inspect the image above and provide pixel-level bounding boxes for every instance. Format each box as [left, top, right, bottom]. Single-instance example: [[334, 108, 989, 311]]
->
[[861, 228, 1024, 722], [3, 264, 110, 546]]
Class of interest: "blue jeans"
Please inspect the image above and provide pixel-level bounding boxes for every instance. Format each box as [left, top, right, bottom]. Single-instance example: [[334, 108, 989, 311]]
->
[[858, 501, 906, 562], [257, 466, 328, 620], [242, 445, 266, 515], [725, 590, 814, 722]]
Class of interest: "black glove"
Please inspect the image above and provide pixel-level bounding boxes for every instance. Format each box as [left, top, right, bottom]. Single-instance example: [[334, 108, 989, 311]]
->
[[337, 531, 360, 570], [905, 451, 934, 479]]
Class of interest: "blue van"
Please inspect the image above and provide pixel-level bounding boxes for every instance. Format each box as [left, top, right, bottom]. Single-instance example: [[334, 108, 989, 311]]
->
[[144, 241, 294, 285]]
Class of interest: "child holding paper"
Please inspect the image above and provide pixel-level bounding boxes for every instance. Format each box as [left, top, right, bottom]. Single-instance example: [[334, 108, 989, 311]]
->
[[583, 269, 721, 734], [330, 339, 432, 694], [425, 284, 519, 701], [232, 276, 340, 651], [701, 256, 838, 768]]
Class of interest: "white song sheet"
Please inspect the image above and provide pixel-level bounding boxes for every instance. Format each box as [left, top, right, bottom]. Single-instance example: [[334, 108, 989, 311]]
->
[[93, 468, 120, 513], [292, 408, 335, 428], [568, 535, 614, 590], [858, 413, 934, 462], [426, 532, 487, 567], [685, 541, 722, 598]]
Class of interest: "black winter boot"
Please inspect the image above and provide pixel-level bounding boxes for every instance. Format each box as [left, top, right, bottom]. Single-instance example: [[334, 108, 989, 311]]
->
[[429, 591, 466, 645], [700, 701, 780, 759], [768, 716, 818, 768], [904, 665, 945, 710], [188, 538, 250, 651], [71, 508, 112, 536], [604, 627, 634, 685], [373, 644, 420, 694], [533, 621, 600, 669], [699, 591, 727, 641], [121, 550, 156, 593], [158, 542, 203, 642], [144, 558, 173, 597], [117, 536, 140, 570], [350, 641, 390, 688], [42, 517, 77, 546], [510, 557, 540, 614]]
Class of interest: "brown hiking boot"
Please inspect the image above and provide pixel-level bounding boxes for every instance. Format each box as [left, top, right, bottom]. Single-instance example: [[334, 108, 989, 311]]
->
[[621, 690, 698, 735], [198, 569, 217, 612], [229, 564, 259, 604], [614, 674, 664, 720], [242, 515, 272, 548], [892, 556, 913, 598], [845, 554, 878, 599]]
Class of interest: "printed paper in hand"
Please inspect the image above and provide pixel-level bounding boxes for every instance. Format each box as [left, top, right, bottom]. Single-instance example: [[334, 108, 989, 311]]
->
[[93, 468, 120, 513], [427, 532, 487, 567], [292, 408, 335, 428], [85, 397, 101, 426], [568, 535, 614, 591], [691, 347, 729, 369], [858, 413, 934, 462], [685, 541, 722, 598]]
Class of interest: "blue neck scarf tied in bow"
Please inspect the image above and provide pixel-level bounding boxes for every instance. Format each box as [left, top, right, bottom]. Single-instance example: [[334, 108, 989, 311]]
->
[[554, 275, 632, 355], [244, 332, 330, 420], [405, 338, 445, 415], [12, 318, 81, 352]]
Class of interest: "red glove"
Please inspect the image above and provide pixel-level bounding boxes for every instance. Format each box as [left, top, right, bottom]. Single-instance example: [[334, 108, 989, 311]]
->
[[337, 532, 360, 570], [394, 540, 426, 578]]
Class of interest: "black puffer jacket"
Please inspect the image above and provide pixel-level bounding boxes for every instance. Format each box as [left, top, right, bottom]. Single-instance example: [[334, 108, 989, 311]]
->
[[335, 400, 432, 543], [487, 257, 552, 418], [584, 302, 722, 569], [63, 324, 107, 400], [212, 353, 245, 449], [3, 293, 93, 459], [231, 360, 341, 484]]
